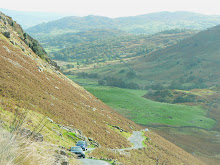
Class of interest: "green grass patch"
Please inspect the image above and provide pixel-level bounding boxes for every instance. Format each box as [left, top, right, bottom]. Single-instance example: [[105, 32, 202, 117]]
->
[[85, 86, 216, 129], [108, 125, 132, 139]]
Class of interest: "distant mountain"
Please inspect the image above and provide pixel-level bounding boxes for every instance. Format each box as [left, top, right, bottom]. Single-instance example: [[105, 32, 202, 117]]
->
[[0, 8, 65, 29], [27, 15, 115, 36], [26, 11, 220, 36]]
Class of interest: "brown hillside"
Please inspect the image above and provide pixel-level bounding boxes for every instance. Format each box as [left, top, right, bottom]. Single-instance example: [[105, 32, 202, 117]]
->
[[0, 12, 206, 164], [0, 12, 140, 148]]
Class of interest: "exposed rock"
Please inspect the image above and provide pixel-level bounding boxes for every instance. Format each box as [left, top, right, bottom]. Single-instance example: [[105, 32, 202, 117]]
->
[[19, 128, 43, 142], [53, 153, 69, 165], [47, 117, 53, 123], [112, 125, 128, 132], [10, 40, 15, 45], [59, 150, 67, 156], [33, 133, 44, 142], [88, 137, 93, 141], [3, 31, 10, 38]]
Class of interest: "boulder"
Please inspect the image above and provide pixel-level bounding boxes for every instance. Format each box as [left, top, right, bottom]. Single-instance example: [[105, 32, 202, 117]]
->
[[3, 31, 10, 38]]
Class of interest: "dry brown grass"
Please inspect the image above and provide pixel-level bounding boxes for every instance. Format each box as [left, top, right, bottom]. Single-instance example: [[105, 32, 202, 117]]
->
[[0, 33, 141, 149], [90, 131, 205, 165], [0, 128, 55, 165]]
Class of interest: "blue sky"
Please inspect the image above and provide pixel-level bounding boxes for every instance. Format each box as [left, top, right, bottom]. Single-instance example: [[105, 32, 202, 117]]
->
[[1, 0, 220, 17]]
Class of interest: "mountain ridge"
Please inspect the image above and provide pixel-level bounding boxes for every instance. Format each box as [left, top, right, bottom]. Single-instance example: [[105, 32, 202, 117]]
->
[[26, 11, 220, 36]]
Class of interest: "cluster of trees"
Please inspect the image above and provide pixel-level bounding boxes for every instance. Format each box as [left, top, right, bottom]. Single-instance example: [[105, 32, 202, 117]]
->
[[98, 77, 140, 89], [48, 29, 195, 64], [145, 77, 207, 91], [76, 72, 99, 79], [145, 89, 196, 103]]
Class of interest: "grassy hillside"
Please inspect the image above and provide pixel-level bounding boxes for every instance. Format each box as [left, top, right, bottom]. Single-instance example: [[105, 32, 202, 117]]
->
[[129, 24, 220, 87], [26, 11, 220, 36]]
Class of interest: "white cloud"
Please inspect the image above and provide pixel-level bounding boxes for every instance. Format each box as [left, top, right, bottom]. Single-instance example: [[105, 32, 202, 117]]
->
[[1, 0, 220, 17]]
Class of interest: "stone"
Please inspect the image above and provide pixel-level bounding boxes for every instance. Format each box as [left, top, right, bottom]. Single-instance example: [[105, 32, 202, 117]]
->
[[10, 40, 15, 45], [54, 154, 69, 165], [33, 132, 44, 142], [47, 117, 53, 123], [3, 31, 10, 38], [88, 137, 93, 141], [59, 150, 66, 156]]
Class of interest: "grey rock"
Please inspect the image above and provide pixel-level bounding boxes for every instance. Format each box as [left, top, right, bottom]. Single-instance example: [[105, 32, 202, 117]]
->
[[59, 150, 66, 156], [3, 31, 10, 38], [19, 128, 43, 142], [54, 154, 69, 165], [10, 40, 15, 45], [88, 137, 93, 141], [47, 117, 53, 123], [33, 133, 44, 142]]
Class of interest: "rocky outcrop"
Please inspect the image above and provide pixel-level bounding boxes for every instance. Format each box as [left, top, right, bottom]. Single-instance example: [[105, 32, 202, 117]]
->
[[19, 128, 43, 142], [0, 12, 59, 70]]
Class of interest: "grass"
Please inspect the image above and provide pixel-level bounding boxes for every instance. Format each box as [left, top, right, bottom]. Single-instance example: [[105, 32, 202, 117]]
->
[[85, 86, 216, 129], [108, 125, 132, 139]]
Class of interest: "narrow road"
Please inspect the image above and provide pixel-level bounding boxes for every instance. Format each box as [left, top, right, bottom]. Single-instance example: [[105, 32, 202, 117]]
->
[[80, 158, 111, 165], [80, 130, 146, 165], [118, 131, 145, 151]]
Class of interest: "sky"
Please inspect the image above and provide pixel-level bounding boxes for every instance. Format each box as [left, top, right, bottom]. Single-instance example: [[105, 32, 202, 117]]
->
[[1, 0, 220, 17]]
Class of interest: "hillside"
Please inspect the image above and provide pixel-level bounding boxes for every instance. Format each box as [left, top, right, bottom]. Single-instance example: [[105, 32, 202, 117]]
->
[[0, 12, 207, 164], [39, 28, 129, 53], [0, 11, 138, 149], [77, 24, 220, 90], [26, 11, 220, 37], [129, 24, 220, 87], [49, 29, 197, 63]]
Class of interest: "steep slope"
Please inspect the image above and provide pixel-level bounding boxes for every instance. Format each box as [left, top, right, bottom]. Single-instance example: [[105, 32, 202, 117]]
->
[[0, 12, 139, 148], [0, 12, 206, 164], [26, 11, 220, 37]]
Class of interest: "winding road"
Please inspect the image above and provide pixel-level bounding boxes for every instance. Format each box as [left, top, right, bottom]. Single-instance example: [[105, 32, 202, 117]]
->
[[80, 158, 111, 165], [80, 130, 146, 165]]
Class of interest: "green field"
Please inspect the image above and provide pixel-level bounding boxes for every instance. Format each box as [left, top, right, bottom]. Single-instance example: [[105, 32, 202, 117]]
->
[[66, 75, 215, 129], [85, 86, 215, 129]]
